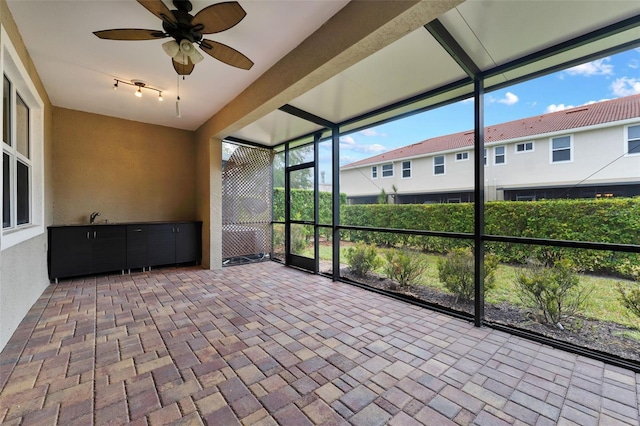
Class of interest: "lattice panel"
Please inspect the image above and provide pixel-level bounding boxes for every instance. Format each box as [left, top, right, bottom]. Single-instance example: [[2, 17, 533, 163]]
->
[[222, 145, 273, 260]]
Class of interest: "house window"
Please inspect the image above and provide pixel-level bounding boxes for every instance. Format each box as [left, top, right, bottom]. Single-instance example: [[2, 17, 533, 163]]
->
[[434, 156, 445, 175], [494, 146, 506, 164], [2, 33, 44, 250], [627, 125, 640, 155], [3, 75, 31, 228], [371, 165, 378, 179], [483, 149, 487, 166], [381, 163, 393, 178], [402, 161, 411, 178], [516, 142, 533, 153], [455, 152, 469, 161], [551, 135, 572, 162]]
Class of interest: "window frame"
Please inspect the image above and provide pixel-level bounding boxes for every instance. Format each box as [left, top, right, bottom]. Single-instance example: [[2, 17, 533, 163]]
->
[[550, 135, 573, 163], [515, 141, 534, 153], [1, 28, 45, 250], [401, 160, 411, 179], [381, 163, 393, 178], [494, 145, 506, 165], [483, 148, 487, 166], [455, 151, 469, 162], [371, 165, 378, 179], [433, 155, 445, 176], [625, 124, 640, 156]]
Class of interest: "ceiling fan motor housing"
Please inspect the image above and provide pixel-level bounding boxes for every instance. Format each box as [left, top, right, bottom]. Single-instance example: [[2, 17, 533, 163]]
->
[[162, 9, 203, 44]]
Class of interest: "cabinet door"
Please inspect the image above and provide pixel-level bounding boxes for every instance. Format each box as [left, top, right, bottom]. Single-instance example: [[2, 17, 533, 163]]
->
[[175, 222, 202, 264], [147, 224, 176, 266], [91, 226, 127, 274], [49, 227, 92, 279], [127, 225, 148, 269]]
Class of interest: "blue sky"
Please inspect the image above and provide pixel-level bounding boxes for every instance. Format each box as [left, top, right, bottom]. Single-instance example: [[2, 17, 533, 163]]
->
[[333, 47, 640, 169]]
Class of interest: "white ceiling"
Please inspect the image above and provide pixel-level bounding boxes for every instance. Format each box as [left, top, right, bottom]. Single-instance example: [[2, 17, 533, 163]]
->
[[6, 0, 640, 145], [6, 0, 350, 131], [231, 0, 640, 146]]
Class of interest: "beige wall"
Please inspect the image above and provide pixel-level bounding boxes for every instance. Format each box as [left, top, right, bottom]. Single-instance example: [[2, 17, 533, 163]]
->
[[52, 108, 197, 225], [195, 132, 222, 270]]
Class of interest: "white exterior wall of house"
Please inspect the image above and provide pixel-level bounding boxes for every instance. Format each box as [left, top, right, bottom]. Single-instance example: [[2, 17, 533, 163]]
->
[[341, 119, 640, 203]]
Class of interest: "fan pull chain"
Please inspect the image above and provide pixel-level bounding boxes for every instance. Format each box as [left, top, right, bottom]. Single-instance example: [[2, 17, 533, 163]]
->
[[176, 73, 181, 118]]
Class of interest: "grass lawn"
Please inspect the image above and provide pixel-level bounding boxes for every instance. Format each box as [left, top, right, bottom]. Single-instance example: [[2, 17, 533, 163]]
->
[[307, 243, 640, 329]]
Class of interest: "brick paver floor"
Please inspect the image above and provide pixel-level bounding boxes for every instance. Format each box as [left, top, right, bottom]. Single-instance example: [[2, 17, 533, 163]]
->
[[1, 262, 639, 425]]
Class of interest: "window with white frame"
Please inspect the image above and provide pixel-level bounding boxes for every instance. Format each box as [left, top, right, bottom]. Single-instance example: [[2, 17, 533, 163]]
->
[[455, 152, 469, 161], [483, 149, 487, 166], [494, 146, 506, 164], [627, 125, 640, 155], [551, 135, 572, 162], [381, 163, 393, 177], [2, 30, 44, 249], [401, 161, 411, 178], [371, 165, 378, 178], [433, 155, 445, 175], [3, 75, 32, 228], [516, 141, 534, 153]]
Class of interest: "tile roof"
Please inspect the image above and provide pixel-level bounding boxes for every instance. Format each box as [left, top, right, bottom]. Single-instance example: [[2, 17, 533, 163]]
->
[[342, 94, 640, 169]]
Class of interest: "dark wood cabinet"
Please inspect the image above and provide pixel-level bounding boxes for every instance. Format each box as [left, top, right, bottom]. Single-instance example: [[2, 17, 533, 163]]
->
[[48, 221, 202, 281], [126, 225, 148, 269], [48, 225, 126, 281]]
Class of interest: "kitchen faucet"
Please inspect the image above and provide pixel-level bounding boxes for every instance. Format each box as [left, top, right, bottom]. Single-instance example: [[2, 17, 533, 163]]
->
[[90, 211, 101, 224]]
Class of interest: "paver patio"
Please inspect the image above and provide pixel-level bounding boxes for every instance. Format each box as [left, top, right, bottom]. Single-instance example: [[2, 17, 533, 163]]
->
[[0, 262, 638, 425]]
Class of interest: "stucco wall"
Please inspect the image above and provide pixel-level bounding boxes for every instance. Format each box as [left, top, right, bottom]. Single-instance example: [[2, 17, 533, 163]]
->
[[0, 0, 53, 350], [195, 133, 222, 270], [52, 107, 197, 225]]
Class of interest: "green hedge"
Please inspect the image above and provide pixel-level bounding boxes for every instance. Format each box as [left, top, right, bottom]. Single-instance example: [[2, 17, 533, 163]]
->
[[341, 199, 640, 278], [273, 188, 346, 225]]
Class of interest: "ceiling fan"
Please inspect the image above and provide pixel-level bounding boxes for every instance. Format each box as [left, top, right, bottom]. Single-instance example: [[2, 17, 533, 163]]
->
[[94, 0, 254, 75]]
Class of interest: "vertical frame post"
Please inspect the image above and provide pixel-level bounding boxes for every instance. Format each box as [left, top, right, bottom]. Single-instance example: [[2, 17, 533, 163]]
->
[[313, 133, 320, 273], [332, 126, 340, 281], [474, 78, 485, 327], [284, 142, 290, 265]]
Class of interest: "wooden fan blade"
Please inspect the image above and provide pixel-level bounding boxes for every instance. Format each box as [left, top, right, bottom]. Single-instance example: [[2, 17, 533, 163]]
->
[[200, 39, 253, 70], [192, 2, 246, 34], [173, 58, 195, 75], [93, 29, 166, 41], [137, 0, 177, 24]]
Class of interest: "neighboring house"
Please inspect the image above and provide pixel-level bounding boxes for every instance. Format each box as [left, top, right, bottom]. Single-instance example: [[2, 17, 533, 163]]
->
[[340, 95, 640, 204]]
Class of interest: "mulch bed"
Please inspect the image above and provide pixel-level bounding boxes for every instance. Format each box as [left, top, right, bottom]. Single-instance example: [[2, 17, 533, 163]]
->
[[340, 268, 640, 363]]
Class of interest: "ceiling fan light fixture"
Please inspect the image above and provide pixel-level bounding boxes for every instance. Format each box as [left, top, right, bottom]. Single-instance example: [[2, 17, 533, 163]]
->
[[162, 40, 180, 57], [173, 53, 190, 65], [189, 48, 204, 64], [135, 87, 142, 97], [179, 39, 194, 55], [158, 92, 163, 101]]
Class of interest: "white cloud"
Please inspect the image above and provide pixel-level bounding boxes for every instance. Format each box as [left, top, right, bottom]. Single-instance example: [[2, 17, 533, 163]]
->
[[350, 144, 387, 154], [359, 129, 378, 137], [565, 58, 614, 76], [339, 135, 355, 146], [611, 77, 640, 97], [497, 92, 519, 105], [545, 103, 574, 113], [628, 59, 639, 70]]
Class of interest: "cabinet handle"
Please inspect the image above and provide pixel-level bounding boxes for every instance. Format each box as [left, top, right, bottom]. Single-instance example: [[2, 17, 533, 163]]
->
[[132, 229, 142, 232], [94, 231, 97, 239], [86, 231, 90, 239], [177, 227, 180, 233]]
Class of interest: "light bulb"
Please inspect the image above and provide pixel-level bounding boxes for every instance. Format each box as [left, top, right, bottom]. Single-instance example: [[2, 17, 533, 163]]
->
[[113, 81, 118, 90], [158, 92, 163, 102], [135, 87, 142, 97], [173, 53, 189, 65]]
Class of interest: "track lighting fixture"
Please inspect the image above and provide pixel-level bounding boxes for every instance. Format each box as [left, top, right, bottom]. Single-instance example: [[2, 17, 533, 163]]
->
[[113, 79, 163, 101]]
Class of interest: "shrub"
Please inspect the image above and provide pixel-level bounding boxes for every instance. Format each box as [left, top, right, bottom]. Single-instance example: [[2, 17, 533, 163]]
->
[[437, 248, 499, 302], [515, 260, 592, 326], [617, 281, 640, 321], [290, 224, 308, 254], [383, 249, 427, 287], [344, 243, 382, 277]]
